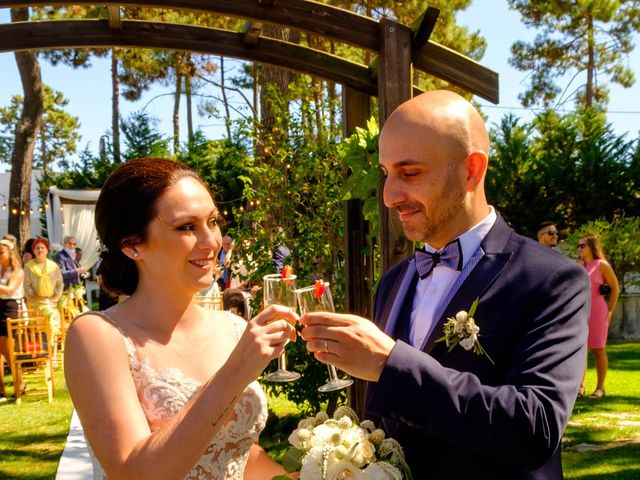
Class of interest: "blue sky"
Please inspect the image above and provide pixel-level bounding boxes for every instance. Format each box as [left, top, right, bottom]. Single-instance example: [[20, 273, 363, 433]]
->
[[1, 1, 639, 160]]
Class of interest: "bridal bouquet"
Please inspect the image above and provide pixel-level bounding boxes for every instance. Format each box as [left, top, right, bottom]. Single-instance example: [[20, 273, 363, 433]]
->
[[274, 406, 412, 480]]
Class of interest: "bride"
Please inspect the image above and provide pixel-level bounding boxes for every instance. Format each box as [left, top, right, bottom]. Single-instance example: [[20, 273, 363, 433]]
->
[[64, 158, 298, 479]]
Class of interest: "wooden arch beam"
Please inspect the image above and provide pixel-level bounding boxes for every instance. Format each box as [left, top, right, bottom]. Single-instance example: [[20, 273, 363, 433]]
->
[[0, 0, 499, 102], [0, 19, 379, 95]]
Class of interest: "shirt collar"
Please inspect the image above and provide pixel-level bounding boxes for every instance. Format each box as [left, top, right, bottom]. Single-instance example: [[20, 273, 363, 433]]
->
[[423, 206, 497, 268]]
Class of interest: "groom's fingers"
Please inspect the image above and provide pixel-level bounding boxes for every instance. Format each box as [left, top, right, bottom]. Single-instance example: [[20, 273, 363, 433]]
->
[[301, 314, 396, 382]]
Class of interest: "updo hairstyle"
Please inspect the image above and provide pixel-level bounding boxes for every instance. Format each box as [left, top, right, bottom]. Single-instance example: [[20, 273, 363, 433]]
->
[[95, 158, 210, 296]]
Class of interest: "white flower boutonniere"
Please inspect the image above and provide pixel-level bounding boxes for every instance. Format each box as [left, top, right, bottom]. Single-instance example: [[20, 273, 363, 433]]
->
[[436, 298, 494, 364]]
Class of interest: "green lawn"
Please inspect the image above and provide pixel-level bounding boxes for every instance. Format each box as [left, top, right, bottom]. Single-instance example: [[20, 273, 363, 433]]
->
[[563, 341, 640, 479], [1, 341, 639, 479]]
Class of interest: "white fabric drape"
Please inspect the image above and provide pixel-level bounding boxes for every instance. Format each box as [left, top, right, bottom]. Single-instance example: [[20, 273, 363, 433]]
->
[[46, 187, 101, 270]]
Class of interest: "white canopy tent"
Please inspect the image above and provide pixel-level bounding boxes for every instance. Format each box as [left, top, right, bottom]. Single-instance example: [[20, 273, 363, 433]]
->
[[45, 186, 101, 270]]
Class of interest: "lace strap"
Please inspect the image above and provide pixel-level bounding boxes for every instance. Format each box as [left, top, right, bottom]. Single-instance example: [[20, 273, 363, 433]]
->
[[76, 310, 138, 359], [222, 310, 246, 343]]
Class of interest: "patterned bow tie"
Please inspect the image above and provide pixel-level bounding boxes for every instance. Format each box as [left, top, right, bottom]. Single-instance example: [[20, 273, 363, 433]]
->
[[414, 239, 463, 279]]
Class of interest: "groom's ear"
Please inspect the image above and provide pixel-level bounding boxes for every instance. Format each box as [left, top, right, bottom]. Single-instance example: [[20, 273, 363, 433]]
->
[[464, 151, 488, 191]]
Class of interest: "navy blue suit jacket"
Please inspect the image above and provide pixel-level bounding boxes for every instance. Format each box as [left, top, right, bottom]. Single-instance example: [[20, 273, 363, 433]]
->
[[55, 249, 80, 290], [366, 215, 589, 479]]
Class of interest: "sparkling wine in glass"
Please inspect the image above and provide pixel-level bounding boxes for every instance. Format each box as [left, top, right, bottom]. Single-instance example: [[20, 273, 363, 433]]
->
[[295, 282, 354, 392], [262, 273, 300, 382]]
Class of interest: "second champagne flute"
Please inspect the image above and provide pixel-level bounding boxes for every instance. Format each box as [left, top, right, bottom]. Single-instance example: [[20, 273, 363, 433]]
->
[[262, 273, 300, 382], [295, 281, 353, 392]]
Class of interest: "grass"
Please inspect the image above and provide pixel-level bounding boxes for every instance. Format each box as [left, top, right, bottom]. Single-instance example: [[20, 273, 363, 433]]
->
[[563, 341, 640, 479], [0, 366, 73, 480], [0, 342, 638, 479]]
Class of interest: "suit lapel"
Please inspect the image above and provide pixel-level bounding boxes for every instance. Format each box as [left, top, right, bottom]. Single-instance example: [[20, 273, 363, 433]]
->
[[423, 216, 514, 353], [378, 260, 416, 337]]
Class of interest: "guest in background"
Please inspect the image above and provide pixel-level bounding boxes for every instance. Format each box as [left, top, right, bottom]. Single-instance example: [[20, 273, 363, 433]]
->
[[216, 235, 234, 291], [0, 237, 25, 402], [577, 233, 620, 399], [23, 238, 64, 359], [55, 235, 87, 290], [223, 288, 248, 320], [536, 221, 559, 248], [21, 238, 35, 265]]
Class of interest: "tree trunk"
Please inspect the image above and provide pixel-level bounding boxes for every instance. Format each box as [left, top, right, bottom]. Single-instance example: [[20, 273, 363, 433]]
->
[[219, 56, 232, 142], [586, 14, 595, 107], [9, 8, 43, 247], [185, 54, 194, 143], [173, 59, 183, 155], [259, 24, 299, 154], [111, 48, 121, 163]]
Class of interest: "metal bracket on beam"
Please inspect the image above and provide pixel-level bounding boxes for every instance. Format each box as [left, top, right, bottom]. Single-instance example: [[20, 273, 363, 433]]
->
[[243, 20, 263, 45], [412, 7, 439, 51], [107, 5, 122, 30]]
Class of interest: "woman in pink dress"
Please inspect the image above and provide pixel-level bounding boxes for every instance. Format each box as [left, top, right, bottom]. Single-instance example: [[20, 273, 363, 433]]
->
[[577, 234, 619, 399]]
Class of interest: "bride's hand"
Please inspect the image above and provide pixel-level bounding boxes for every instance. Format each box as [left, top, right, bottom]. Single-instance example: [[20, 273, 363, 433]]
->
[[235, 305, 299, 374]]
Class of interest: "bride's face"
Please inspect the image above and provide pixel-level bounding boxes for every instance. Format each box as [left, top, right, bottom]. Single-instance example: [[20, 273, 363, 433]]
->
[[133, 177, 222, 294]]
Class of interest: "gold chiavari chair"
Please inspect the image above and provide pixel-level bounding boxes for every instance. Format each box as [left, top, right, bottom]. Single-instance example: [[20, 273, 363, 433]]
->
[[193, 295, 223, 311], [6, 315, 55, 404]]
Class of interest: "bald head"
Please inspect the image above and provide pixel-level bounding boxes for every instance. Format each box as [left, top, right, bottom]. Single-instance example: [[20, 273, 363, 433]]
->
[[381, 90, 489, 165], [379, 90, 491, 246]]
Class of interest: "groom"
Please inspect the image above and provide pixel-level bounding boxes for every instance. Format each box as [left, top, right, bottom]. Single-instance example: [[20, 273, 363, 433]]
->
[[300, 90, 589, 479]]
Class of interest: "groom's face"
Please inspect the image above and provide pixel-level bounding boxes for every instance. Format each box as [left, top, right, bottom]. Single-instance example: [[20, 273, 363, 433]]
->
[[380, 119, 467, 247]]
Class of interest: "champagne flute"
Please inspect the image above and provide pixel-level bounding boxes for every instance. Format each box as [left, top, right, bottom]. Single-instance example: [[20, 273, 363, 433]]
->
[[263, 273, 301, 382], [295, 282, 354, 392]]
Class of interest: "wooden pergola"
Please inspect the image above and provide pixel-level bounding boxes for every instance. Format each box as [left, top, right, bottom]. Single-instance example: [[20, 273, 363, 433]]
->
[[0, 0, 498, 413]]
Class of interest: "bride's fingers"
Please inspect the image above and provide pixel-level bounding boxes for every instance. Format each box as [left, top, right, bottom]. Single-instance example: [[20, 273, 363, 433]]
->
[[254, 305, 299, 327]]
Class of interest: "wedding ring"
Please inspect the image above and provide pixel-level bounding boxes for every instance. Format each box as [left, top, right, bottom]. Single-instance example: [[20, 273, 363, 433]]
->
[[323, 339, 329, 354]]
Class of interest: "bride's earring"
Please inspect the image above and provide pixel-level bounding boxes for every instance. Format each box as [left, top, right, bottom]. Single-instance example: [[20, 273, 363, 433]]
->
[[132, 251, 139, 258]]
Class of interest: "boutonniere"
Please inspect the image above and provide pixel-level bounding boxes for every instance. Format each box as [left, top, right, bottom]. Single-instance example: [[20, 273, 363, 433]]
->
[[436, 298, 494, 364]]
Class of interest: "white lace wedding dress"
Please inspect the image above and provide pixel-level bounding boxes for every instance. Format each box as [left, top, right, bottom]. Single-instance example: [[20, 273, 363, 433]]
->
[[87, 311, 268, 479]]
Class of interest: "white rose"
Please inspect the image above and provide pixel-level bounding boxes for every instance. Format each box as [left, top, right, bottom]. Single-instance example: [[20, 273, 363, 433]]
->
[[311, 423, 342, 446], [454, 311, 468, 333], [300, 447, 325, 480], [460, 334, 477, 351]]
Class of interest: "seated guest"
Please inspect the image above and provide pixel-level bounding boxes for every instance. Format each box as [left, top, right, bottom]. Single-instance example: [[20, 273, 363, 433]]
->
[[223, 288, 248, 320], [55, 236, 87, 290]]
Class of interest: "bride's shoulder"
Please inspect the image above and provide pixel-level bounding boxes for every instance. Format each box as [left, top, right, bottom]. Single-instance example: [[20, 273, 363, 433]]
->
[[209, 309, 247, 336]]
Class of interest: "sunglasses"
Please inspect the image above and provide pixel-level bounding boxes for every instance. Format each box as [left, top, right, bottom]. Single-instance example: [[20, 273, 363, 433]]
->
[[577, 243, 587, 249], [545, 230, 559, 236]]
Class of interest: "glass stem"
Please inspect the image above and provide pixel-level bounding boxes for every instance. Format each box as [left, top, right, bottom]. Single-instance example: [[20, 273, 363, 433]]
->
[[277, 351, 287, 371], [327, 364, 339, 382]]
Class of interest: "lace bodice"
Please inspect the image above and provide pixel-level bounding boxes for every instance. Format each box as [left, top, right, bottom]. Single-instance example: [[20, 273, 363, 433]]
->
[[87, 311, 268, 479]]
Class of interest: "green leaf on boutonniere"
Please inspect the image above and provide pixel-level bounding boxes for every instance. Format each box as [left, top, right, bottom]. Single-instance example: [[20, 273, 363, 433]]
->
[[467, 297, 479, 318], [271, 477, 290, 480]]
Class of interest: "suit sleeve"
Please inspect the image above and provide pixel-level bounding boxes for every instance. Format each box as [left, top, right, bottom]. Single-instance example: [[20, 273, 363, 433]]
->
[[56, 252, 78, 286], [367, 261, 589, 468]]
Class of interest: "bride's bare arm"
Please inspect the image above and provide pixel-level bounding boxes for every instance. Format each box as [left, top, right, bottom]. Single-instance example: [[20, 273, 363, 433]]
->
[[64, 305, 297, 480]]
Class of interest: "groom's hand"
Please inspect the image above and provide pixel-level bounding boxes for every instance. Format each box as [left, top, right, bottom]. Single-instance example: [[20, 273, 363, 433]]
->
[[299, 312, 396, 382]]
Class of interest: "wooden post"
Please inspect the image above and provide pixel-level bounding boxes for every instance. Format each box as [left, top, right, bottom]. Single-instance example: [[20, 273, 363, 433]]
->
[[378, 18, 413, 273], [342, 87, 372, 419]]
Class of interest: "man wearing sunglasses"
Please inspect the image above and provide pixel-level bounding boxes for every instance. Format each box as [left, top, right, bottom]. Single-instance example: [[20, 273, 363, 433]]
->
[[536, 221, 559, 248]]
